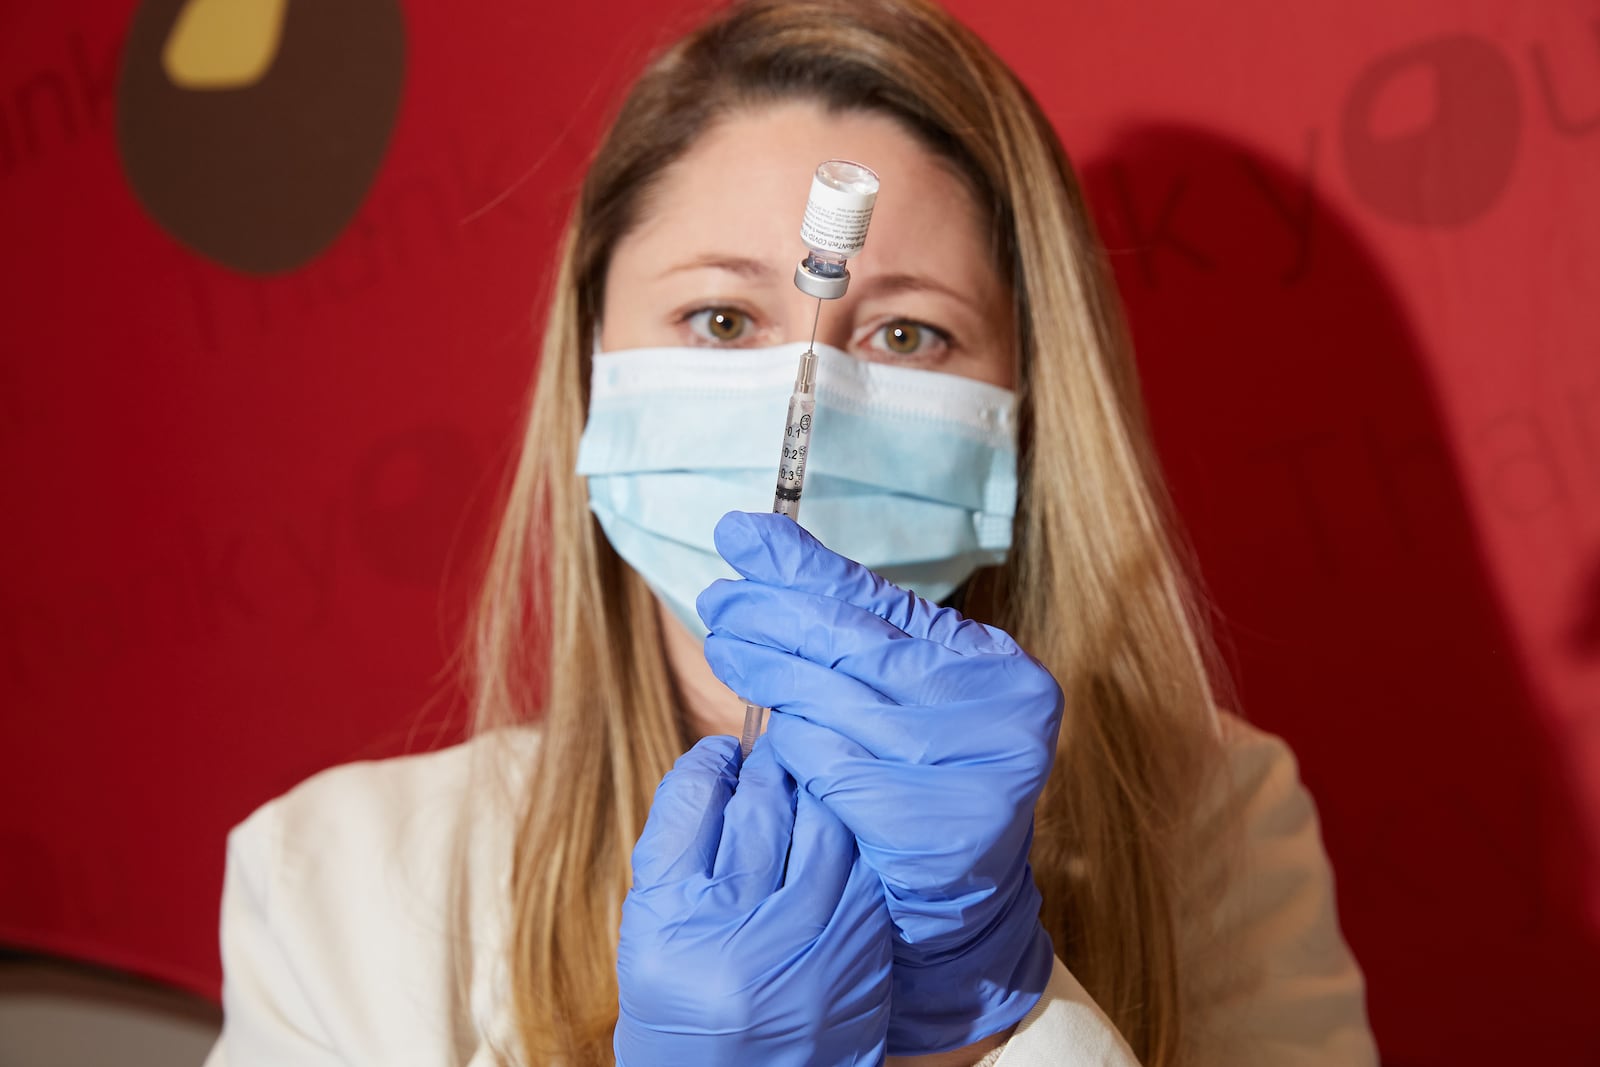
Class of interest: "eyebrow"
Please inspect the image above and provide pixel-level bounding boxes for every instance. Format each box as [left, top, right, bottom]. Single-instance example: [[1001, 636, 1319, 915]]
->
[[656, 254, 778, 281], [854, 272, 988, 316], [655, 257, 989, 316]]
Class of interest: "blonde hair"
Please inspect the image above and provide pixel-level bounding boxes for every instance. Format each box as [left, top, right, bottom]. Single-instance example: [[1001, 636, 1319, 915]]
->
[[469, 1, 1231, 1062]]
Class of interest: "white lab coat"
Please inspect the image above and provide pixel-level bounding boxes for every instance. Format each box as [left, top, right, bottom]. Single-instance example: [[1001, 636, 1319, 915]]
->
[[202, 716, 1378, 1065]]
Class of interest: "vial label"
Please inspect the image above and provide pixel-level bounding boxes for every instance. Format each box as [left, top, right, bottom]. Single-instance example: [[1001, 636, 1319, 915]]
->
[[800, 175, 877, 258]]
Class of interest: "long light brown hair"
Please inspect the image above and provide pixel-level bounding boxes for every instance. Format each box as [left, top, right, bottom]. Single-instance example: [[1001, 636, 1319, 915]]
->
[[469, 1, 1231, 1062]]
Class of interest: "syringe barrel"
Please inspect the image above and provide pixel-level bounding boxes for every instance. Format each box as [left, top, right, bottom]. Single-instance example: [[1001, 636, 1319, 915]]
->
[[746, 160, 879, 759], [773, 390, 815, 520]]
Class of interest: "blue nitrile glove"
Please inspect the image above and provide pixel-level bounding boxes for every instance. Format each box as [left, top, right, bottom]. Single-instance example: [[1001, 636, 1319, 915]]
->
[[614, 735, 893, 1067], [696, 511, 1063, 1056]]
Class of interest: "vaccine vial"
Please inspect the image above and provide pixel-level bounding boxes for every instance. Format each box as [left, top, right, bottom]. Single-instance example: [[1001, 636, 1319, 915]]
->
[[795, 159, 880, 300]]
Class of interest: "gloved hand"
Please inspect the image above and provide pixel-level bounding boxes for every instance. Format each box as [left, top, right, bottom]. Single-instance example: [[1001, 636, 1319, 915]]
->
[[697, 511, 1063, 1056], [614, 735, 893, 1067]]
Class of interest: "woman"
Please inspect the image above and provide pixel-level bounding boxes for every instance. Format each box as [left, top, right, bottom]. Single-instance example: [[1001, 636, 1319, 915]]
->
[[205, 0, 1377, 1064]]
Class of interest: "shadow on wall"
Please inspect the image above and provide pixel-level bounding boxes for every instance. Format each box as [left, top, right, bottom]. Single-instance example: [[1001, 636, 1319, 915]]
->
[[1571, 557, 1600, 658], [1078, 125, 1599, 1066]]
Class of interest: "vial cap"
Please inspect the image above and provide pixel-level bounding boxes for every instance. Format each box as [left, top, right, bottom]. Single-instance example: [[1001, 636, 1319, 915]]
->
[[794, 262, 850, 300]]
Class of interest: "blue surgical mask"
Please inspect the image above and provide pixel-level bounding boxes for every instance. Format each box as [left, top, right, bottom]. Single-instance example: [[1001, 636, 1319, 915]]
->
[[575, 342, 1017, 636]]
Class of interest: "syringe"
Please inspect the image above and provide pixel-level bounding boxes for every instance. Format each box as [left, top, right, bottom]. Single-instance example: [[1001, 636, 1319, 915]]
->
[[739, 159, 880, 758]]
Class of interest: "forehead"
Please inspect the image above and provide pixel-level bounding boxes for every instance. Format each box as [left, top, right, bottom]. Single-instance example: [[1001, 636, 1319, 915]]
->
[[625, 100, 995, 277]]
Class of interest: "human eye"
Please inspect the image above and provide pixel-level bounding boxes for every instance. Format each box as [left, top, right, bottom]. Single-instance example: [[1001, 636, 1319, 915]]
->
[[859, 319, 953, 363], [681, 306, 755, 346]]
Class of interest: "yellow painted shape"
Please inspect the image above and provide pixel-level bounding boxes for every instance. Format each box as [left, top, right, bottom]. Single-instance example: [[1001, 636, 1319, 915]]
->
[[161, 0, 290, 90]]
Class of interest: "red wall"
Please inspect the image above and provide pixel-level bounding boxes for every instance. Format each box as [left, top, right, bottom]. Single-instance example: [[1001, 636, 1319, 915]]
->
[[2, 2, 1596, 1063]]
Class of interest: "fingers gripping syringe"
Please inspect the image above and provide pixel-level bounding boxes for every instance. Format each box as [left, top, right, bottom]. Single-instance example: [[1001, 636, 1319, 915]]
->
[[739, 159, 880, 758]]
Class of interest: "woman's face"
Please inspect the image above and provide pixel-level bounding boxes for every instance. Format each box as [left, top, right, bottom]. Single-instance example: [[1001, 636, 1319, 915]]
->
[[600, 100, 1016, 389]]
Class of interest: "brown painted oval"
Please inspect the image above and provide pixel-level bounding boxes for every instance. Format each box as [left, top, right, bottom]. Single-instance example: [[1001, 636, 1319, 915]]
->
[[116, 0, 406, 275]]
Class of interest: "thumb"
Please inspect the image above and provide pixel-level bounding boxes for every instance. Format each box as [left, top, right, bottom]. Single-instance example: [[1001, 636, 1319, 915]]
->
[[630, 735, 741, 890]]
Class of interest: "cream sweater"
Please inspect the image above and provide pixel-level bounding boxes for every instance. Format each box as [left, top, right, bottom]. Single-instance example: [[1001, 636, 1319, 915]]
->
[[203, 716, 1377, 1065]]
